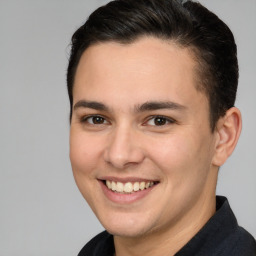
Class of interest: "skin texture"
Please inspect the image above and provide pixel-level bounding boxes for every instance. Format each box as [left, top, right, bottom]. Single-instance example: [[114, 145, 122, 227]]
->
[[70, 37, 241, 256]]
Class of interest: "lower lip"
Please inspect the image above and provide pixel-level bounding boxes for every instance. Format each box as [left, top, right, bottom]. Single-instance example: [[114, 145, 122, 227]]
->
[[99, 181, 156, 204]]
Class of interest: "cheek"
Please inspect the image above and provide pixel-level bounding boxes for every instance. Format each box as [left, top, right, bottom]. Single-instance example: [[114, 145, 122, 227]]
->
[[149, 135, 193, 170], [69, 131, 103, 208], [147, 132, 211, 186], [69, 130, 102, 175]]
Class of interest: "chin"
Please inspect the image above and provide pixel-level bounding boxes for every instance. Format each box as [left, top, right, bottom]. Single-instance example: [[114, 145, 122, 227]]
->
[[105, 225, 151, 238], [96, 210, 156, 238]]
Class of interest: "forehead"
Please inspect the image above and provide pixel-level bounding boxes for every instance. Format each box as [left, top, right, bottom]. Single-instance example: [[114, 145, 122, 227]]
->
[[73, 37, 207, 110]]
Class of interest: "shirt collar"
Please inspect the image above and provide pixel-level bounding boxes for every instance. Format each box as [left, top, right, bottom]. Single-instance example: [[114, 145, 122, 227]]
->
[[175, 196, 238, 255]]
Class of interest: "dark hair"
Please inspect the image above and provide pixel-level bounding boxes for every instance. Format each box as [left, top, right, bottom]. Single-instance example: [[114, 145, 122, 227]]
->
[[67, 0, 238, 131]]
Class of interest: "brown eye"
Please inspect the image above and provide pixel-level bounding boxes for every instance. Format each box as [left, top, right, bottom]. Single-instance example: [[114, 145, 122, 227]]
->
[[83, 115, 108, 125], [154, 117, 167, 126], [91, 116, 105, 124], [146, 116, 175, 126]]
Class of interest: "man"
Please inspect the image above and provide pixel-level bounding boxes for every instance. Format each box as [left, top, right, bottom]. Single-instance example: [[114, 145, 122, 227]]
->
[[67, 0, 256, 255]]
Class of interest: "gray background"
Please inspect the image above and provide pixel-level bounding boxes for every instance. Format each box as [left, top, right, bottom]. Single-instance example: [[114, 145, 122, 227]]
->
[[0, 0, 255, 255]]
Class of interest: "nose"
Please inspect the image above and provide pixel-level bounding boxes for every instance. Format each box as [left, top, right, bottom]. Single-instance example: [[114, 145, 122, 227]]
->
[[103, 126, 145, 169]]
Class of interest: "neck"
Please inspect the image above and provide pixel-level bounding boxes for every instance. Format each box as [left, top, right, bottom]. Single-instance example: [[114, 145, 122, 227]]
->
[[114, 193, 216, 256]]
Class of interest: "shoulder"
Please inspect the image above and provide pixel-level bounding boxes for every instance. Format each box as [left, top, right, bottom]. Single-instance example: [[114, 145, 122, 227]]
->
[[78, 231, 114, 256], [176, 196, 256, 256], [223, 226, 256, 256], [217, 197, 256, 255], [211, 197, 256, 255]]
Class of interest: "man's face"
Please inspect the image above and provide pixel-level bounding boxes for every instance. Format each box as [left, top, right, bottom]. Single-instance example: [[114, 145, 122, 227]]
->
[[70, 37, 219, 238]]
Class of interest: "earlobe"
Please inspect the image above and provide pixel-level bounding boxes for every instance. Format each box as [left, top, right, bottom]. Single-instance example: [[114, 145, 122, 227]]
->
[[212, 107, 242, 167]]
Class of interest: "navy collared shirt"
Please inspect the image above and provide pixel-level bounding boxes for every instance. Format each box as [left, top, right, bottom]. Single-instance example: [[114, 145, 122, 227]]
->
[[78, 196, 256, 256]]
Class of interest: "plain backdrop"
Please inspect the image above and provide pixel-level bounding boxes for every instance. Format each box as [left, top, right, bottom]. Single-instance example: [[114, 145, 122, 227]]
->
[[0, 0, 255, 255]]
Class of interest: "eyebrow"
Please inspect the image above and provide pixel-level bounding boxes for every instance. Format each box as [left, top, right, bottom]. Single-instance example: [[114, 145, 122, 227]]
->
[[73, 100, 186, 113], [73, 100, 108, 111], [135, 101, 187, 112]]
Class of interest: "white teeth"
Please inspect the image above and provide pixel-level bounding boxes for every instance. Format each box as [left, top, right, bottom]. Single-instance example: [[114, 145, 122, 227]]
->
[[105, 180, 155, 193], [116, 182, 123, 192], [106, 180, 111, 189], [140, 181, 145, 190], [111, 181, 116, 191], [124, 182, 133, 193], [133, 182, 140, 191]]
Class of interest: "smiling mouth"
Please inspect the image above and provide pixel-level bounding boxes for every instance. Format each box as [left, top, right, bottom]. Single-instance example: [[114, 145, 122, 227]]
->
[[103, 180, 158, 194]]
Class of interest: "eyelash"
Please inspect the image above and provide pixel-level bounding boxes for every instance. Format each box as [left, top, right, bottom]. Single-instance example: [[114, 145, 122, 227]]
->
[[80, 115, 175, 127]]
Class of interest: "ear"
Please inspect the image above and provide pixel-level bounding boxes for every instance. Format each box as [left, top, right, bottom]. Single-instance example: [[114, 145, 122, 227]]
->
[[212, 107, 242, 167]]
